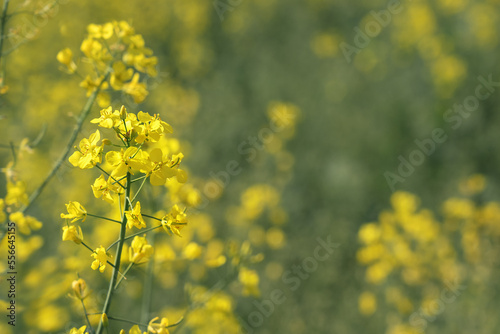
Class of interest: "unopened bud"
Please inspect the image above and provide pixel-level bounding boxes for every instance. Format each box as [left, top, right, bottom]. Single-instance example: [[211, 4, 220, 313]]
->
[[120, 105, 127, 120], [102, 139, 112, 145], [102, 313, 109, 327], [72, 278, 87, 299]]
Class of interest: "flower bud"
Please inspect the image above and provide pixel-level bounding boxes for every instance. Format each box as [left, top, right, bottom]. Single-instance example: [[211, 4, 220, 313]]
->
[[120, 105, 127, 120], [62, 225, 84, 244], [72, 278, 88, 299], [101, 313, 109, 327]]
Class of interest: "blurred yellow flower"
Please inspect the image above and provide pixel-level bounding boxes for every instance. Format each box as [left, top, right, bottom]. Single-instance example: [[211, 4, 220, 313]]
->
[[359, 291, 377, 315], [69, 326, 87, 334], [88, 23, 114, 39], [161, 204, 187, 236], [148, 317, 170, 334], [5, 181, 29, 207], [56, 48, 77, 73], [122, 73, 148, 103], [239, 267, 260, 297], [9, 212, 42, 235]]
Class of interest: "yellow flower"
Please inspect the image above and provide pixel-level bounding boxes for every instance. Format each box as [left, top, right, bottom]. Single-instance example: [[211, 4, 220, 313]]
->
[[79, 75, 109, 96], [62, 225, 84, 244], [129, 235, 154, 263], [9, 212, 42, 235], [91, 106, 120, 128], [148, 317, 170, 334], [358, 223, 381, 245], [125, 201, 147, 229], [80, 37, 111, 62], [239, 267, 260, 297], [110, 61, 134, 90], [87, 23, 114, 39], [115, 20, 135, 39], [61, 201, 87, 223], [183, 242, 202, 260], [69, 130, 103, 169], [161, 205, 187, 236], [459, 174, 486, 196], [135, 112, 173, 143], [127, 325, 146, 334], [69, 326, 87, 334], [128, 53, 158, 77], [57, 48, 77, 73], [144, 148, 180, 186], [106, 147, 147, 178], [5, 181, 29, 207], [91, 175, 121, 204], [359, 291, 377, 315], [91, 246, 109, 273], [122, 73, 148, 103]]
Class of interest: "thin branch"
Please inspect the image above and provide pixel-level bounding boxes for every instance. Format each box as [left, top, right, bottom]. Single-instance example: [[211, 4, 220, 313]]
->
[[87, 213, 121, 224], [0, 0, 11, 66], [106, 225, 162, 252], [131, 175, 148, 203], [81, 299, 94, 334], [20, 70, 111, 214], [96, 165, 126, 189]]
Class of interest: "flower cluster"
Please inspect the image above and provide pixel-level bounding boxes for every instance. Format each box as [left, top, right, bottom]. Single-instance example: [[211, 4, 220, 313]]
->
[[57, 21, 158, 105], [357, 176, 500, 333], [60, 105, 188, 333]]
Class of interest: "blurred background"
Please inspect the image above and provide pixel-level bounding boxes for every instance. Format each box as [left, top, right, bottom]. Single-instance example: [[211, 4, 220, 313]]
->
[[1, 0, 500, 333]]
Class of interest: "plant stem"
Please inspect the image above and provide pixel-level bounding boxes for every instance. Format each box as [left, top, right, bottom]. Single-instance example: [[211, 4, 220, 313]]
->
[[114, 262, 133, 290], [0, 0, 10, 64], [106, 225, 162, 252], [141, 213, 163, 222], [140, 233, 156, 324], [81, 299, 94, 334], [87, 213, 121, 224], [80, 241, 118, 270], [96, 172, 131, 334], [21, 70, 111, 214], [131, 175, 148, 203], [96, 165, 126, 189]]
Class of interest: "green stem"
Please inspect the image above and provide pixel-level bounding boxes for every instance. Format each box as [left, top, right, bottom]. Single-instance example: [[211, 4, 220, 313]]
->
[[142, 213, 163, 222], [96, 165, 126, 189], [21, 70, 111, 214], [81, 241, 117, 270], [87, 213, 121, 224], [0, 0, 10, 63], [96, 172, 131, 334], [81, 299, 94, 334], [131, 175, 148, 203], [131, 175, 148, 183], [114, 262, 133, 290], [112, 174, 128, 185], [106, 225, 162, 252], [140, 233, 157, 324]]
